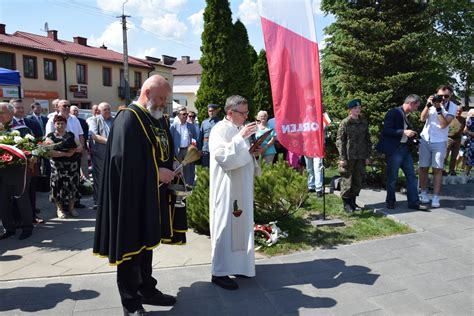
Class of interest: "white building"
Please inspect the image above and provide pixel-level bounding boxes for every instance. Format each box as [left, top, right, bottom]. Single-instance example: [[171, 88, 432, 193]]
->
[[169, 56, 201, 113]]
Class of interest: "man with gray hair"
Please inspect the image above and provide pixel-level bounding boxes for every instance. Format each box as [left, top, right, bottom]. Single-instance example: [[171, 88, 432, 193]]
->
[[376, 95, 427, 210], [208, 95, 261, 290], [88, 102, 114, 208]]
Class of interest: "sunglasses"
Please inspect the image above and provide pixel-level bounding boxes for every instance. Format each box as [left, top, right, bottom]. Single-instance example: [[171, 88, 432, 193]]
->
[[188, 115, 196, 118], [442, 95, 450, 99], [180, 113, 188, 116]]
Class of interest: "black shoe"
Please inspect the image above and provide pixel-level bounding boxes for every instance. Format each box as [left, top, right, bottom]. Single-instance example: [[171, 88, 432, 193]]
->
[[75, 203, 86, 209], [0, 231, 15, 240], [142, 291, 176, 306], [123, 307, 146, 315], [386, 202, 395, 209], [234, 274, 252, 279], [408, 204, 430, 211], [212, 275, 239, 290], [19, 230, 33, 240], [350, 197, 362, 211], [342, 198, 354, 213], [316, 191, 324, 197], [308, 188, 316, 193]]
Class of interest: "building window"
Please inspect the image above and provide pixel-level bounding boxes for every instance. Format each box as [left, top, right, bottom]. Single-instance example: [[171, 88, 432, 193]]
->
[[44, 59, 57, 80], [23, 55, 38, 78], [134, 71, 142, 88], [76, 63, 87, 84], [0, 51, 15, 69], [103, 67, 112, 86]]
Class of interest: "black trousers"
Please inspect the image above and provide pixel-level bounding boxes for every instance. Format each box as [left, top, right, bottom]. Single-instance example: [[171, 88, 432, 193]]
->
[[0, 181, 33, 233], [117, 250, 159, 312]]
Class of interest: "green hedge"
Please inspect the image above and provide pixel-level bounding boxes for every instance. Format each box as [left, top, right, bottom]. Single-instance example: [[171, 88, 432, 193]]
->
[[187, 161, 309, 235]]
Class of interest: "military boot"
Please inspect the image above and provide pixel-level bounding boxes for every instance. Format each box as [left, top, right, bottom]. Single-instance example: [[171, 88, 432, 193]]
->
[[350, 197, 362, 211], [342, 198, 354, 213]]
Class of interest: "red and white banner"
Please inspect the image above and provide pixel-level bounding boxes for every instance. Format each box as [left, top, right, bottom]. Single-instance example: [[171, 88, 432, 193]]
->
[[258, 0, 324, 158]]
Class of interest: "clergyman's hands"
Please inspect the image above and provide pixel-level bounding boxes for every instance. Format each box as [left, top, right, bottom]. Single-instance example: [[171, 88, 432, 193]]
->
[[159, 167, 175, 184], [240, 122, 257, 139]]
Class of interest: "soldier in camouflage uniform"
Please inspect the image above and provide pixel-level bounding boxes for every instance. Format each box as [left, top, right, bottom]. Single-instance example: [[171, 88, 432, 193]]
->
[[336, 99, 372, 213]]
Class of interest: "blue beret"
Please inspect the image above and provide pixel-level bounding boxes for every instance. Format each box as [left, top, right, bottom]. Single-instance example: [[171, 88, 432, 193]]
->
[[207, 104, 218, 109], [347, 99, 361, 109]]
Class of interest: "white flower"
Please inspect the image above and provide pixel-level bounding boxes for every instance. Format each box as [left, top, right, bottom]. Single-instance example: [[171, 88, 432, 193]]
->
[[10, 130, 20, 136], [25, 134, 35, 141], [14, 136, 23, 143]]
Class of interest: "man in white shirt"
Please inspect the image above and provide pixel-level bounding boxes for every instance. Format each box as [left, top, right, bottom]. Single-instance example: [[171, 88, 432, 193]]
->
[[419, 85, 457, 208]]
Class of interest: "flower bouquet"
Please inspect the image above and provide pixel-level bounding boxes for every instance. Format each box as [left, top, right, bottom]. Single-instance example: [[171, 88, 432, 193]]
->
[[0, 130, 54, 168]]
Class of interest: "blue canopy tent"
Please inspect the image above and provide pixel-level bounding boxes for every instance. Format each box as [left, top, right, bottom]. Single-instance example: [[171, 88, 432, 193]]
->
[[0, 67, 22, 98]]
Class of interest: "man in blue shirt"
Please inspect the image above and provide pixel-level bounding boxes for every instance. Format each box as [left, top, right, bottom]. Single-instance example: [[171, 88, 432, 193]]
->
[[198, 104, 221, 167]]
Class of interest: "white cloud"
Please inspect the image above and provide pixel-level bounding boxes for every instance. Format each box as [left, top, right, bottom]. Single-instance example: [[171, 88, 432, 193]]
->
[[135, 47, 158, 59], [89, 21, 136, 51], [141, 14, 187, 40], [187, 9, 204, 36], [238, 0, 259, 25], [96, 0, 188, 40]]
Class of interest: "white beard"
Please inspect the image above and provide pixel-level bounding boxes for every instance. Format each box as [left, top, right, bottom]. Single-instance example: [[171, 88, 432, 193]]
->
[[146, 101, 163, 119]]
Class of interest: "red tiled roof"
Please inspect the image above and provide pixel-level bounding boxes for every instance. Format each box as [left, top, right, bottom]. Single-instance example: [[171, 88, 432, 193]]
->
[[171, 59, 202, 76], [0, 30, 152, 69]]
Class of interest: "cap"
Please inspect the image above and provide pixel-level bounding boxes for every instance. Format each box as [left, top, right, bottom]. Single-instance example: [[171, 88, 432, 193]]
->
[[347, 99, 361, 109], [207, 104, 218, 109]]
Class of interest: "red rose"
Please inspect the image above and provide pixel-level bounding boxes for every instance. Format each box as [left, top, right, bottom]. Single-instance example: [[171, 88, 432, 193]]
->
[[1, 154, 13, 162]]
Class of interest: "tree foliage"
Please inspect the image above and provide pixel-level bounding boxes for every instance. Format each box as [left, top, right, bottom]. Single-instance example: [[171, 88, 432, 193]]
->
[[321, 0, 447, 139], [429, 0, 474, 107], [229, 19, 255, 117], [252, 49, 274, 117], [195, 0, 234, 122]]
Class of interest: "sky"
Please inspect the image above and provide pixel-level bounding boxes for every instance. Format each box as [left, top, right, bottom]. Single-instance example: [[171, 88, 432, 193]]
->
[[0, 0, 334, 61]]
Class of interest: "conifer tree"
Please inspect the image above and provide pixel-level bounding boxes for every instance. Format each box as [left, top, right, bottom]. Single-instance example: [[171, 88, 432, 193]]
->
[[228, 19, 255, 117], [429, 0, 473, 107], [321, 0, 446, 136], [195, 0, 234, 121], [252, 50, 274, 117]]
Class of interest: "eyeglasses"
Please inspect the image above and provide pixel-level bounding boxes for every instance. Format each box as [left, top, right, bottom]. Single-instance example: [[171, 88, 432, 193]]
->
[[232, 109, 249, 116], [179, 113, 188, 116]]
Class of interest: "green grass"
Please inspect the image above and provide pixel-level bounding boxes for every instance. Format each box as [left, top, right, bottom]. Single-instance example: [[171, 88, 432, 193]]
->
[[257, 193, 414, 256]]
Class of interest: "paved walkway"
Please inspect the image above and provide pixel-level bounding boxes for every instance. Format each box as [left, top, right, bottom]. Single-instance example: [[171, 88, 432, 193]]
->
[[0, 184, 473, 315]]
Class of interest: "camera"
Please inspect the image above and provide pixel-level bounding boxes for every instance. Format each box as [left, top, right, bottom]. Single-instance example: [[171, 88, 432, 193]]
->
[[432, 94, 443, 103]]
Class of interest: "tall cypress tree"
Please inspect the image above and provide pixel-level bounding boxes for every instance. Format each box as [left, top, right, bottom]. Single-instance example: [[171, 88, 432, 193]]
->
[[252, 49, 274, 117], [228, 19, 255, 117], [195, 0, 234, 121], [321, 0, 446, 136]]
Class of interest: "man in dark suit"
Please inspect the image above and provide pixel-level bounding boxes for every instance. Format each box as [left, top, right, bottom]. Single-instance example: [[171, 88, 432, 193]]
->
[[28, 102, 51, 176], [10, 99, 45, 224], [376, 94, 427, 211], [0, 102, 34, 240]]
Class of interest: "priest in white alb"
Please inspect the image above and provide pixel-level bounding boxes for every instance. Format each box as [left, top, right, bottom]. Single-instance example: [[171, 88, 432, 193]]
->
[[208, 95, 260, 290]]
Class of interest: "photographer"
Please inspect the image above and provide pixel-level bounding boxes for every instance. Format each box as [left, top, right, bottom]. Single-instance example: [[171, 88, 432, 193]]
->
[[419, 85, 457, 208], [376, 94, 427, 210]]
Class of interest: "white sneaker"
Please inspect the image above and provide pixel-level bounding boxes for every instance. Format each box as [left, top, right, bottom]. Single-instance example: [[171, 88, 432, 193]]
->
[[431, 195, 440, 208], [419, 191, 430, 204]]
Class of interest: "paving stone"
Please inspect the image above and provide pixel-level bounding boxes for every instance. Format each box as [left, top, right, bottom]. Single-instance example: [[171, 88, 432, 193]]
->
[[369, 289, 442, 314], [264, 284, 337, 314], [426, 292, 474, 315], [446, 274, 474, 293], [1, 262, 72, 281], [397, 272, 462, 300], [417, 258, 473, 281]]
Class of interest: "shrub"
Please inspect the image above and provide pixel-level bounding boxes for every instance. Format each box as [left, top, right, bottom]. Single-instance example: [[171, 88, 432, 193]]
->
[[187, 160, 310, 235], [186, 166, 210, 235], [254, 159, 309, 223]]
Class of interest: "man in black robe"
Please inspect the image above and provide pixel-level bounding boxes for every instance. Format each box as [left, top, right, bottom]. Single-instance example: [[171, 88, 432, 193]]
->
[[93, 75, 183, 315]]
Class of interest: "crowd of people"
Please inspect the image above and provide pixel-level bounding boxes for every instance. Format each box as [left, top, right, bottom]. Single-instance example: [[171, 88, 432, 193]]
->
[[1, 77, 474, 314]]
